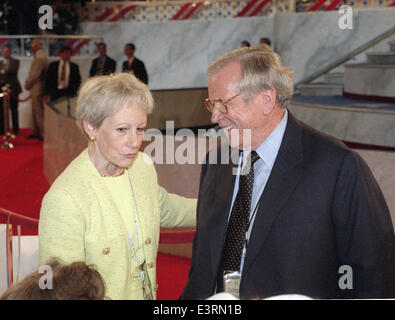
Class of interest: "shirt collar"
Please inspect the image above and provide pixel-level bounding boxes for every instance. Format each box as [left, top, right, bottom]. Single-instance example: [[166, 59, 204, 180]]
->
[[254, 109, 288, 169]]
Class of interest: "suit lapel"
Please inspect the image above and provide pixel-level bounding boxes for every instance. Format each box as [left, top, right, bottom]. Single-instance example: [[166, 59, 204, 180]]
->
[[242, 112, 305, 275]]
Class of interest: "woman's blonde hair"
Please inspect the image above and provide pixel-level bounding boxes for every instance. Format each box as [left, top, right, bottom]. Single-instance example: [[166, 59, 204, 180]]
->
[[76, 72, 154, 137], [207, 47, 294, 109]]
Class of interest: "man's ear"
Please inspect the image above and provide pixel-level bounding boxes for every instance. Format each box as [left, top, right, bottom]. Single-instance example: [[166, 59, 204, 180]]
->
[[83, 120, 97, 136], [260, 88, 277, 116]]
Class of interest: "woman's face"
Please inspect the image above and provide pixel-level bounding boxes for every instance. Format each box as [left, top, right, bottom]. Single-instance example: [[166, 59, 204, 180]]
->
[[89, 103, 147, 169]]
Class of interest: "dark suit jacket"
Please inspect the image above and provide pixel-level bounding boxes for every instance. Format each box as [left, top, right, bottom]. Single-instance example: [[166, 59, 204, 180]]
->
[[89, 55, 116, 77], [0, 58, 22, 96], [122, 57, 148, 84], [180, 112, 395, 300], [44, 60, 81, 100]]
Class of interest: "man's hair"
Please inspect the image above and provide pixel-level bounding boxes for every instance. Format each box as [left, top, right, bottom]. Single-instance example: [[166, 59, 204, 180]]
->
[[125, 43, 136, 51], [31, 38, 43, 49], [260, 37, 272, 46], [0, 259, 106, 300], [97, 42, 106, 48], [76, 72, 154, 138], [3, 44, 12, 50], [207, 47, 294, 109], [60, 46, 72, 53]]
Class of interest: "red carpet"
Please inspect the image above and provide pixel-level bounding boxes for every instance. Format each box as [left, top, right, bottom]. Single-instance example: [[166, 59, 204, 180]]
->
[[0, 129, 49, 235], [0, 129, 191, 299]]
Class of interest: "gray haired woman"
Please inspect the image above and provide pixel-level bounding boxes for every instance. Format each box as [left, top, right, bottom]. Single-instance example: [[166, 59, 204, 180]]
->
[[39, 73, 196, 300]]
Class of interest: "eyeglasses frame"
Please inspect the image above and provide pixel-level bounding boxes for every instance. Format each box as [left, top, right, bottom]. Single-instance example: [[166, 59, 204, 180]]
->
[[204, 93, 241, 114]]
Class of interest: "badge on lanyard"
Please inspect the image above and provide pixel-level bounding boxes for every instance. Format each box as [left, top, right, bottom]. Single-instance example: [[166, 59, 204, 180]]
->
[[223, 271, 241, 299]]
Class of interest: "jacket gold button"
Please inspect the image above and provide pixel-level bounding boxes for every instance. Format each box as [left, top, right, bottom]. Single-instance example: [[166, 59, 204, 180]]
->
[[102, 247, 110, 255], [148, 262, 154, 269], [145, 238, 151, 245]]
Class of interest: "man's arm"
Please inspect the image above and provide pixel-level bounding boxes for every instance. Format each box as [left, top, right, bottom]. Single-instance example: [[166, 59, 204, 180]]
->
[[332, 150, 395, 298], [25, 58, 45, 90], [73, 64, 81, 95]]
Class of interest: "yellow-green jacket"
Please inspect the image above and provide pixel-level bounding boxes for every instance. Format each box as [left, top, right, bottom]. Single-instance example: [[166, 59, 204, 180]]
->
[[39, 149, 196, 299]]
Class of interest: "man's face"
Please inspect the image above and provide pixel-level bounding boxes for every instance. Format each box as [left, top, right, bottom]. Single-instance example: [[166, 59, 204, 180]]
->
[[60, 50, 71, 61], [98, 44, 106, 57], [208, 62, 264, 150], [2, 47, 11, 59], [124, 45, 134, 58]]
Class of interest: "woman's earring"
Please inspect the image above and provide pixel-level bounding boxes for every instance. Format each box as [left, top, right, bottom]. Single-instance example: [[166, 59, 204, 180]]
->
[[89, 134, 96, 142]]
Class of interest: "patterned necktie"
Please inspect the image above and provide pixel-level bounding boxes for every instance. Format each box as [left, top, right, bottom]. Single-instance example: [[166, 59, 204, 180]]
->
[[217, 150, 260, 292], [60, 62, 66, 82]]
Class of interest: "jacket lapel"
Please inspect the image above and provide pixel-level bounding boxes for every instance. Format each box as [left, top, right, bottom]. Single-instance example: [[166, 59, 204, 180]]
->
[[242, 112, 305, 275]]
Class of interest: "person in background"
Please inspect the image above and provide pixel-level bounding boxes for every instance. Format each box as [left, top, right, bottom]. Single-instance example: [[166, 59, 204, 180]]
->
[[259, 37, 271, 48], [44, 46, 81, 102], [0, 259, 107, 300], [122, 43, 148, 84], [25, 38, 48, 140], [181, 46, 395, 300], [0, 44, 22, 135], [89, 42, 116, 77], [240, 41, 251, 48], [39, 73, 196, 300]]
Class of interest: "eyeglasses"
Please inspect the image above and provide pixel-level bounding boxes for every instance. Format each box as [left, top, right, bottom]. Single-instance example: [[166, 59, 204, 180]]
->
[[204, 93, 241, 114]]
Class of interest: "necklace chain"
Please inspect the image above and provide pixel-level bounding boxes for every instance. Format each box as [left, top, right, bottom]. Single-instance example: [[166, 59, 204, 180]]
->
[[101, 167, 125, 178]]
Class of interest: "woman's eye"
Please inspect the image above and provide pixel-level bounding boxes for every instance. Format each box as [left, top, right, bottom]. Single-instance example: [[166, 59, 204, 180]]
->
[[117, 128, 127, 133], [137, 127, 146, 133]]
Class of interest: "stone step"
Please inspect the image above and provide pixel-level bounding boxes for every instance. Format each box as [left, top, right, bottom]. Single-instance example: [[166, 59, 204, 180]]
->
[[297, 83, 343, 96], [366, 52, 395, 64], [389, 41, 395, 53], [344, 63, 395, 99], [324, 72, 344, 84]]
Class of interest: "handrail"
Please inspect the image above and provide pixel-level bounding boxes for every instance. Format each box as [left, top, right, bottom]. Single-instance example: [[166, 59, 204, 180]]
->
[[0, 208, 39, 230], [295, 25, 395, 86], [0, 35, 104, 57], [0, 35, 100, 40]]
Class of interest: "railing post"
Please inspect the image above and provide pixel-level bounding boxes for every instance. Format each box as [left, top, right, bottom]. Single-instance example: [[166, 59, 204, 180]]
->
[[6, 216, 13, 288]]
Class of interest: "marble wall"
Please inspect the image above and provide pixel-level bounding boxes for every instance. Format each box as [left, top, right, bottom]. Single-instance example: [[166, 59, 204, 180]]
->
[[81, 17, 274, 90], [81, 8, 395, 90], [15, 8, 395, 128], [275, 9, 395, 84]]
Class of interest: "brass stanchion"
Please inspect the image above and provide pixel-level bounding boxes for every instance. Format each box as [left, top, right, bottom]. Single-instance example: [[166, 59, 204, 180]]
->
[[1, 84, 15, 149]]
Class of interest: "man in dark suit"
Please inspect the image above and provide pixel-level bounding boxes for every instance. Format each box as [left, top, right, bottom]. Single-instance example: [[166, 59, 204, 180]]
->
[[89, 42, 116, 77], [0, 44, 22, 134], [122, 43, 148, 84], [44, 46, 81, 101], [180, 47, 395, 300]]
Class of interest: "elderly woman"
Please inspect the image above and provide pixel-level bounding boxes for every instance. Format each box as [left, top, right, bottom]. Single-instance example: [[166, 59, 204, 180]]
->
[[39, 73, 197, 300]]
